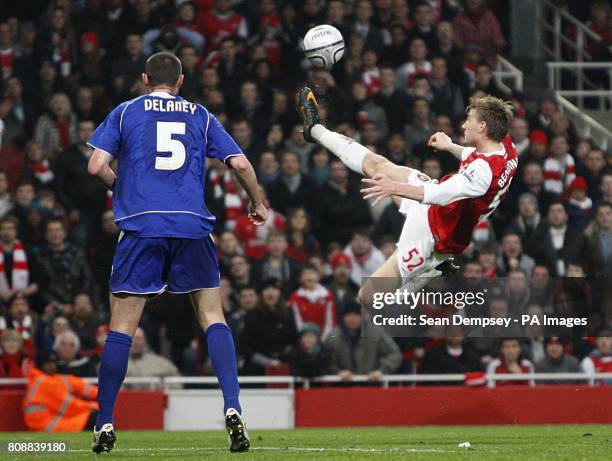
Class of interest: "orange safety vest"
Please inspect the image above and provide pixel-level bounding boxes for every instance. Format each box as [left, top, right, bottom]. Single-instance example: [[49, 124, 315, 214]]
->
[[22, 367, 98, 432]]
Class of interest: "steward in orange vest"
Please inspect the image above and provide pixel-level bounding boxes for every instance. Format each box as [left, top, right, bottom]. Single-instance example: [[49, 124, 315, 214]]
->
[[22, 352, 98, 432]]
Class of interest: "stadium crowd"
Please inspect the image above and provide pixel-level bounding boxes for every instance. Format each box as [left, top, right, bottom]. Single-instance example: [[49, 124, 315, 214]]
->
[[0, 0, 611, 389]]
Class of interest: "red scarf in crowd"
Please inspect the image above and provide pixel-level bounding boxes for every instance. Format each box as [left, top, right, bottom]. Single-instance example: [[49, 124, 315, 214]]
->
[[0, 240, 29, 292], [28, 159, 55, 184], [56, 119, 70, 148]]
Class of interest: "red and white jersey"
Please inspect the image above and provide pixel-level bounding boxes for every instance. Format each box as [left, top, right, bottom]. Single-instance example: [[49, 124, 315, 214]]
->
[[486, 357, 535, 386], [424, 136, 518, 254]]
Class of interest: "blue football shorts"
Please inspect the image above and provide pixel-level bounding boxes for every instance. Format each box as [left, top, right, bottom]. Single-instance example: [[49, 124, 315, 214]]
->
[[109, 231, 220, 295]]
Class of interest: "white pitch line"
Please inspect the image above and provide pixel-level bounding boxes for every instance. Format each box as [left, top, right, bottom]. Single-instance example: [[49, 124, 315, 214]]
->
[[70, 446, 450, 454]]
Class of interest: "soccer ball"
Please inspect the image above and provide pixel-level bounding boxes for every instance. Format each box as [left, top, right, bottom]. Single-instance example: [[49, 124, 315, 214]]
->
[[303, 25, 345, 69]]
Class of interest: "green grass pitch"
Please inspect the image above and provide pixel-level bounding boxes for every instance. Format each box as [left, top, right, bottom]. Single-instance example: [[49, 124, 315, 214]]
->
[[1, 425, 611, 460]]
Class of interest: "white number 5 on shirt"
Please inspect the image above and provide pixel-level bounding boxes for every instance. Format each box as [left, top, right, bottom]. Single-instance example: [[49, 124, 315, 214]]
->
[[156, 121, 186, 170]]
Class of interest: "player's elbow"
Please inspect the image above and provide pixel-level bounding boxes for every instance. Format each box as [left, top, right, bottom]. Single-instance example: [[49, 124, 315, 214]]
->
[[87, 157, 101, 176], [227, 154, 250, 172]]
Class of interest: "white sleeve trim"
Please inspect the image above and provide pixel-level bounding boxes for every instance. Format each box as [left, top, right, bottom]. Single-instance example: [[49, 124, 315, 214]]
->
[[422, 159, 492, 206]]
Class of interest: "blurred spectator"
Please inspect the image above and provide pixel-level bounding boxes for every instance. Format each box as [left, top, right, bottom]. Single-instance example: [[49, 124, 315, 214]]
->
[[266, 150, 314, 216], [126, 327, 179, 382], [285, 207, 319, 265], [290, 322, 330, 378], [325, 252, 359, 314], [314, 160, 373, 248], [511, 161, 557, 216], [284, 124, 316, 172], [23, 352, 98, 432], [351, 0, 389, 53], [234, 187, 285, 261], [227, 285, 259, 340], [496, 232, 535, 276], [0, 293, 35, 355], [522, 304, 546, 363], [529, 94, 558, 134], [111, 33, 147, 101], [54, 329, 97, 377], [524, 130, 549, 166], [253, 230, 300, 293], [535, 336, 581, 384], [74, 87, 103, 126], [0, 76, 34, 146], [239, 278, 296, 375], [217, 231, 243, 276], [344, 229, 386, 286], [22, 141, 54, 188], [420, 325, 482, 383], [486, 338, 535, 386], [37, 219, 92, 305], [289, 264, 336, 341], [89, 210, 119, 296], [228, 254, 255, 291], [452, 0, 506, 66], [68, 293, 98, 355], [55, 119, 106, 247], [200, 0, 248, 55], [12, 180, 37, 233], [403, 97, 433, 153], [0, 329, 30, 379], [430, 56, 464, 120], [0, 216, 39, 307], [509, 117, 530, 156], [396, 38, 431, 92], [257, 151, 280, 187], [584, 202, 612, 277], [530, 201, 587, 276], [566, 177, 593, 232], [509, 193, 542, 245], [373, 65, 411, 134], [581, 329, 612, 385], [325, 301, 401, 382], [543, 136, 576, 195], [473, 63, 508, 99], [349, 80, 389, 140], [35, 311, 69, 355], [0, 171, 13, 218], [33, 93, 78, 156], [407, 1, 437, 51], [582, 148, 606, 201]]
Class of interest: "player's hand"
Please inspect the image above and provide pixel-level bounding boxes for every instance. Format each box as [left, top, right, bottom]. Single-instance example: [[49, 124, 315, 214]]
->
[[427, 131, 452, 151], [361, 173, 396, 207], [248, 202, 268, 226]]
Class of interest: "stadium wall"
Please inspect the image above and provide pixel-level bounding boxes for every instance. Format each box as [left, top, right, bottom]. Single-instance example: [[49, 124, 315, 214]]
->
[[2, 386, 611, 431], [0, 390, 165, 431]]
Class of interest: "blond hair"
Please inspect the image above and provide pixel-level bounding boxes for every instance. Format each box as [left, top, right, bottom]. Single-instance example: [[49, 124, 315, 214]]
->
[[467, 95, 514, 142]]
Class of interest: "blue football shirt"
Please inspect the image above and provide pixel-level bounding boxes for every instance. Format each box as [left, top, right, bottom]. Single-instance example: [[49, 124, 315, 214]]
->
[[88, 92, 243, 238]]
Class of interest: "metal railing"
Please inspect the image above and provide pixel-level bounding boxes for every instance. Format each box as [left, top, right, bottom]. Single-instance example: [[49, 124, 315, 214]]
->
[[495, 55, 524, 94], [537, 0, 604, 63], [547, 61, 612, 110], [556, 94, 612, 151], [2, 372, 612, 390]]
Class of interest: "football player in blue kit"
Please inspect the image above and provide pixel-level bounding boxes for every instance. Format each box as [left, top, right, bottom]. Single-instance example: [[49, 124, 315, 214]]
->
[[87, 52, 267, 453]]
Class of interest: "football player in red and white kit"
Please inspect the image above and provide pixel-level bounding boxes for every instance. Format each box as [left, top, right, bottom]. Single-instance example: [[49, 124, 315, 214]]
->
[[298, 87, 517, 297]]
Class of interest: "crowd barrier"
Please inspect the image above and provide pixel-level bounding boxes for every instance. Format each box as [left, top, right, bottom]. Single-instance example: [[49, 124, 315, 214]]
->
[[1, 374, 611, 431]]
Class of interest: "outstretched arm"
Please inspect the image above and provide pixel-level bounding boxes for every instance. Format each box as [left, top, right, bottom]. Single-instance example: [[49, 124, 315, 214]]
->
[[428, 131, 468, 160], [87, 148, 116, 189], [362, 160, 492, 207], [228, 155, 268, 225]]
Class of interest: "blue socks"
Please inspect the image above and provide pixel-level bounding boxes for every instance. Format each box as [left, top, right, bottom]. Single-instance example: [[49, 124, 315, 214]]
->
[[95, 330, 132, 430], [206, 322, 241, 414]]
